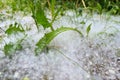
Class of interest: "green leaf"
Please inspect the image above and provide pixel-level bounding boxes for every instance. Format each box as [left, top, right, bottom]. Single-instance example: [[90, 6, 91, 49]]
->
[[3, 35, 27, 57], [31, 1, 51, 29], [51, 7, 62, 24], [5, 22, 24, 35], [35, 27, 83, 55], [80, 21, 85, 24], [51, 0, 56, 17], [96, 3, 102, 14], [4, 43, 22, 56], [4, 43, 15, 56], [86, 23, 92, 37]]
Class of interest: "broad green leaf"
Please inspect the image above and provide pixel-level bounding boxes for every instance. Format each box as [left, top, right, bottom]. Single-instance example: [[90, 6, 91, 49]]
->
[[35, 27, 83, 55], [5, 22, 24, 35], [31, 1, 51, 29], [86, 24, 92, 37]]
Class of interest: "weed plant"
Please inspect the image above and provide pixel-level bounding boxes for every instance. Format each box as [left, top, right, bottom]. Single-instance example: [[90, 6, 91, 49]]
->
[[1, 0, 119, 57], [1, 0, 84, 56], [0, 0, 120, 79]]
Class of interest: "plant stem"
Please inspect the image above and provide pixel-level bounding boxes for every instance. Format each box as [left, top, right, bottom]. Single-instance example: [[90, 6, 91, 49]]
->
[[47, 0, 54, 19], [47, 0, 51, 10], [72, 28, 83, 37], [47, 0, 55, 31], [76, 0, 79, 9], [50, 25, 54, 31], [81, 0, 86, 9], [52, 48, 89, 75]]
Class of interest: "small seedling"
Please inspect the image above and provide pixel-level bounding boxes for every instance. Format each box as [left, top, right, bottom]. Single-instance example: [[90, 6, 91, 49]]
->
[[86, 23, 92, 37]]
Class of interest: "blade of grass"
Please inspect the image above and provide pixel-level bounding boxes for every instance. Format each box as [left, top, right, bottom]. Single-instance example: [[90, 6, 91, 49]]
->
[[51, 7, 62, 24], [51, 0, 56, 18], [86, 23, 92, 37]]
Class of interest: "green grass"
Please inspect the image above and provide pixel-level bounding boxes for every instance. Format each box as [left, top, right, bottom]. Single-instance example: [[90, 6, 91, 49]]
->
[[0, 0, 119, 57]]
